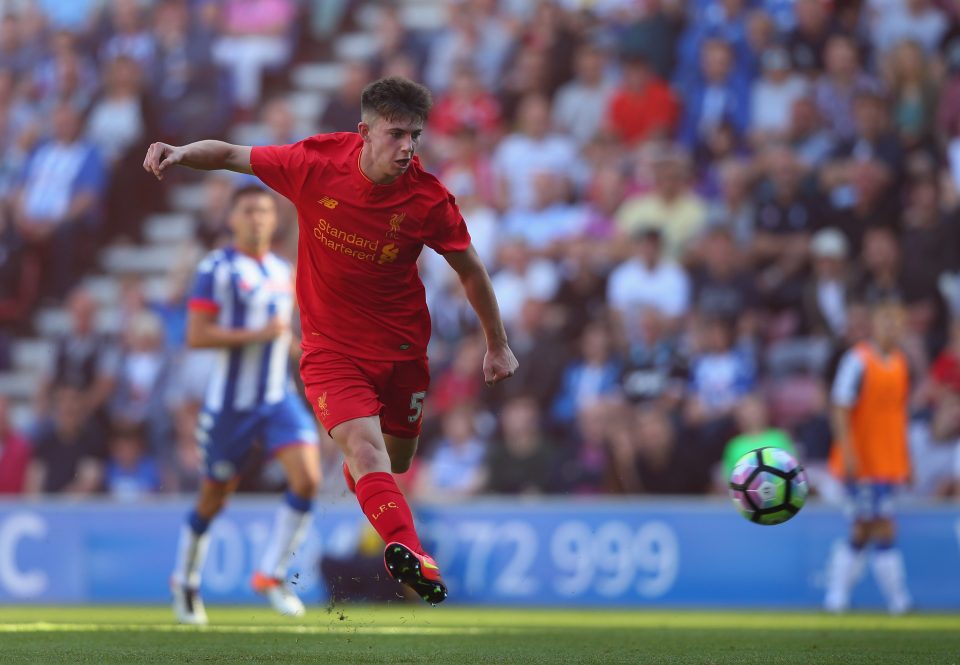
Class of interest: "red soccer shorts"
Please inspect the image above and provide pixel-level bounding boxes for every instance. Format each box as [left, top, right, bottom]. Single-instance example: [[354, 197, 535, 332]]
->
[[301, 348, 430, 439]]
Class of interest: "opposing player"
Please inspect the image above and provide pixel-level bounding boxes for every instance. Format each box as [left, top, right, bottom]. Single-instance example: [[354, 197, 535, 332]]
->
[[171, 185, 321, 624], [824, 292, 912, 614], [145, 77, 518, 605]]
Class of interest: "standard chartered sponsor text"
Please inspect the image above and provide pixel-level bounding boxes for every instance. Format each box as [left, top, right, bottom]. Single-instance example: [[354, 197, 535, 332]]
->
[[313, 218, 380, 261]]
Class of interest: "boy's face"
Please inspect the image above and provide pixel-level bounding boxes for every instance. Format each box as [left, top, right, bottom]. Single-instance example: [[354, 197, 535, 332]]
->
[[359, 115, 423, 182], [228, 192, 277, 250], [871, 303, 905, 348]]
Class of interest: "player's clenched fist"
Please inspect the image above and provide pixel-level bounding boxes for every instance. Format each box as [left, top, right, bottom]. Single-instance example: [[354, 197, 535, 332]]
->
[[483, 344, 519, 386], [143, 142, 182, 180]]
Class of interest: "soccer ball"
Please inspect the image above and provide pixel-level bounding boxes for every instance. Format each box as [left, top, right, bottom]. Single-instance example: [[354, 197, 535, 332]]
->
[[728, 447, 808, 525]]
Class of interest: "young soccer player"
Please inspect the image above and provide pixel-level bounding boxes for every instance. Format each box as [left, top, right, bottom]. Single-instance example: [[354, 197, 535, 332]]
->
[[145, 77, 518, 605], [824, 292, 912, 614], [171, 185, 321, 624]]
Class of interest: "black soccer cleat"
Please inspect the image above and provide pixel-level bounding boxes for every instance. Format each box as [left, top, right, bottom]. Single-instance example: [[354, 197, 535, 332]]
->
[[383, 542, 448, 605]]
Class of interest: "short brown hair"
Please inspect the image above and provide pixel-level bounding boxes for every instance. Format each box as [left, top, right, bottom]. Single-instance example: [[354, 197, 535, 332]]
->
[[230, 184, 273, 209], [360, 76, 433, 125]]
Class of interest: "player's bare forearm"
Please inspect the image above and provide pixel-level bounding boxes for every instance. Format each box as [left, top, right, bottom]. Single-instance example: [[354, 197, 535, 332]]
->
[[143, 140, 253, 180], [445, 246, 508, 347], [444, 245, 518, 384], [187, 310, 287, 349]]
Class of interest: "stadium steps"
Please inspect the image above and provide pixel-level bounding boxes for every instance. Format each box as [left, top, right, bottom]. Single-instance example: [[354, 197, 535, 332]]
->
[[0, 371, 36, 401], [287, 90, 327, 124], [11, 339, 54, 374], [355, 3, 383, 30], [169, 183, 206, 212], [333, 32, 380, 61], [7, 400, 34, 431], [292, 62, 345, 93], [399, 0, 447, 29], [82, 274, 171, 306], [144, 213, 196, 246], [101, 244, 184, 276], [83, 275, 122, 305], [35, 305, 122, 338]]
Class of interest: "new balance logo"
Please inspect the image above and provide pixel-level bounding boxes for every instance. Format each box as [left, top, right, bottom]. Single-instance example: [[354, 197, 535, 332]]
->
[[318, 196, 339, 209]]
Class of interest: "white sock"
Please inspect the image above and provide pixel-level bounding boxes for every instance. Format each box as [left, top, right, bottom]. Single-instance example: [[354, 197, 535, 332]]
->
[[260, 503, 311, 579], [872, 548, 912, 614], [172, 523, 211, 589], [824, 541, 864, 612]]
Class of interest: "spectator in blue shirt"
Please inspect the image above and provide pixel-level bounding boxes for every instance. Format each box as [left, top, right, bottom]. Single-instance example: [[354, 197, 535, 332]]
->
[[105, 420, 163, 501], [679, 39, 751, 151], [13, 103, 105, 298], [551, 321, 623, 428]]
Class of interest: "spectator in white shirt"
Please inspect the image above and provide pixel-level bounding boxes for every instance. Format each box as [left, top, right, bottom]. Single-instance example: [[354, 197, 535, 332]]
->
[[750, 47, 809, 145], [552, 42, 615, 146], [494, 93, 580, 213], [607, 228, 691, 341], [492, 240, 561, 333]]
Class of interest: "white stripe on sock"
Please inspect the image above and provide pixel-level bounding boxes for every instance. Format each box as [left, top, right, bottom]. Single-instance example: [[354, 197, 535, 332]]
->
[[260, 504, 311, 579], [872, 548, 912, 613], [173, 523, 211, 589]]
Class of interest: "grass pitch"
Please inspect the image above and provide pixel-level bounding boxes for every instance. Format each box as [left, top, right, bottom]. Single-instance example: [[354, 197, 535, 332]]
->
[[1, 605, 958, 664]]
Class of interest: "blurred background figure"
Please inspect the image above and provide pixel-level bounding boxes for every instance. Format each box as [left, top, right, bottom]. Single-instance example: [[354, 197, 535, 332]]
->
[[26, 386, 106, 496], [0, 396, 30, 494], [212, 0, 298, 116], [414, 405, 488, 501]]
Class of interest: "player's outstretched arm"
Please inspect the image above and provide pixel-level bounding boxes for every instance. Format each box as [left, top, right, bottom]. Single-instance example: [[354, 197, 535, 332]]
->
[[444, 245, 518, 386], [143, 140, 254, 180]]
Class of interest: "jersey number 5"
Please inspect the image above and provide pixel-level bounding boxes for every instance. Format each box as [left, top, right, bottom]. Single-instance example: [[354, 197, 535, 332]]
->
[[408, 391, 426, 423]]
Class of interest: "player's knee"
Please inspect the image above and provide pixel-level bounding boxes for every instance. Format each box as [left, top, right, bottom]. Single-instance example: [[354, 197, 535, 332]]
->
[[197, 481, 231, 517], [346, 441, 391, 476], [851, 521, 870, 547], [289, 471, 320, 498], [873, 518, 896, 544], [196, 494, 227, 519]]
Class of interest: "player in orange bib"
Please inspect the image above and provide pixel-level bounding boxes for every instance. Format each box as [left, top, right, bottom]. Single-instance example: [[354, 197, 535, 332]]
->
[[824, 293, 912, 614]]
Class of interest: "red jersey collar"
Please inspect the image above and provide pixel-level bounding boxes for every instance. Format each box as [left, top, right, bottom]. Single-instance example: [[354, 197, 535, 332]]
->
[[356, 146, 413, 188]]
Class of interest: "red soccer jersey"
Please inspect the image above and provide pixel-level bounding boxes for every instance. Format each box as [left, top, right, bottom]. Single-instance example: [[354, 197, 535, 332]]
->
[[251, 133, 471, 361]]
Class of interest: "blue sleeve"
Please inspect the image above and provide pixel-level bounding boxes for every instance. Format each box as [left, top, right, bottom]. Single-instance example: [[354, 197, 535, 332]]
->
[[190, 267, 215, 302], [188, 255, 223, 310]]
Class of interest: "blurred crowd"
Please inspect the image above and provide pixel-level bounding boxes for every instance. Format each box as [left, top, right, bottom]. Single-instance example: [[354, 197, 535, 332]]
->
[[1, 0, 960, 502]]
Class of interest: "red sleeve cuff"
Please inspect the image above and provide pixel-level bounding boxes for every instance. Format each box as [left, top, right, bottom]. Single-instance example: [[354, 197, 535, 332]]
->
[[188, 298, 220, 313]]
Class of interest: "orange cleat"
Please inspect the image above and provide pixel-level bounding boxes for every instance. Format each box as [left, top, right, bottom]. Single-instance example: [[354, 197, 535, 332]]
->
[[251, 571, 305, 617]]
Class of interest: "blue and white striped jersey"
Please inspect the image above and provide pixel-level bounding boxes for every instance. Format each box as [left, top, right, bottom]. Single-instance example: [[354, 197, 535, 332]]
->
[[188, 246, 296, 411]]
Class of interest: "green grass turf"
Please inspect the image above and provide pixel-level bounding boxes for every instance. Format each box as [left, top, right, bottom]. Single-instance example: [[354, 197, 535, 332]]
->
[[1, 606, 958, 665]]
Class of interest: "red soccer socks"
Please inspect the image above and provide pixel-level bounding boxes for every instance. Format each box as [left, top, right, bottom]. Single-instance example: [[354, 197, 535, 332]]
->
[[355, 471, 423, 555]]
